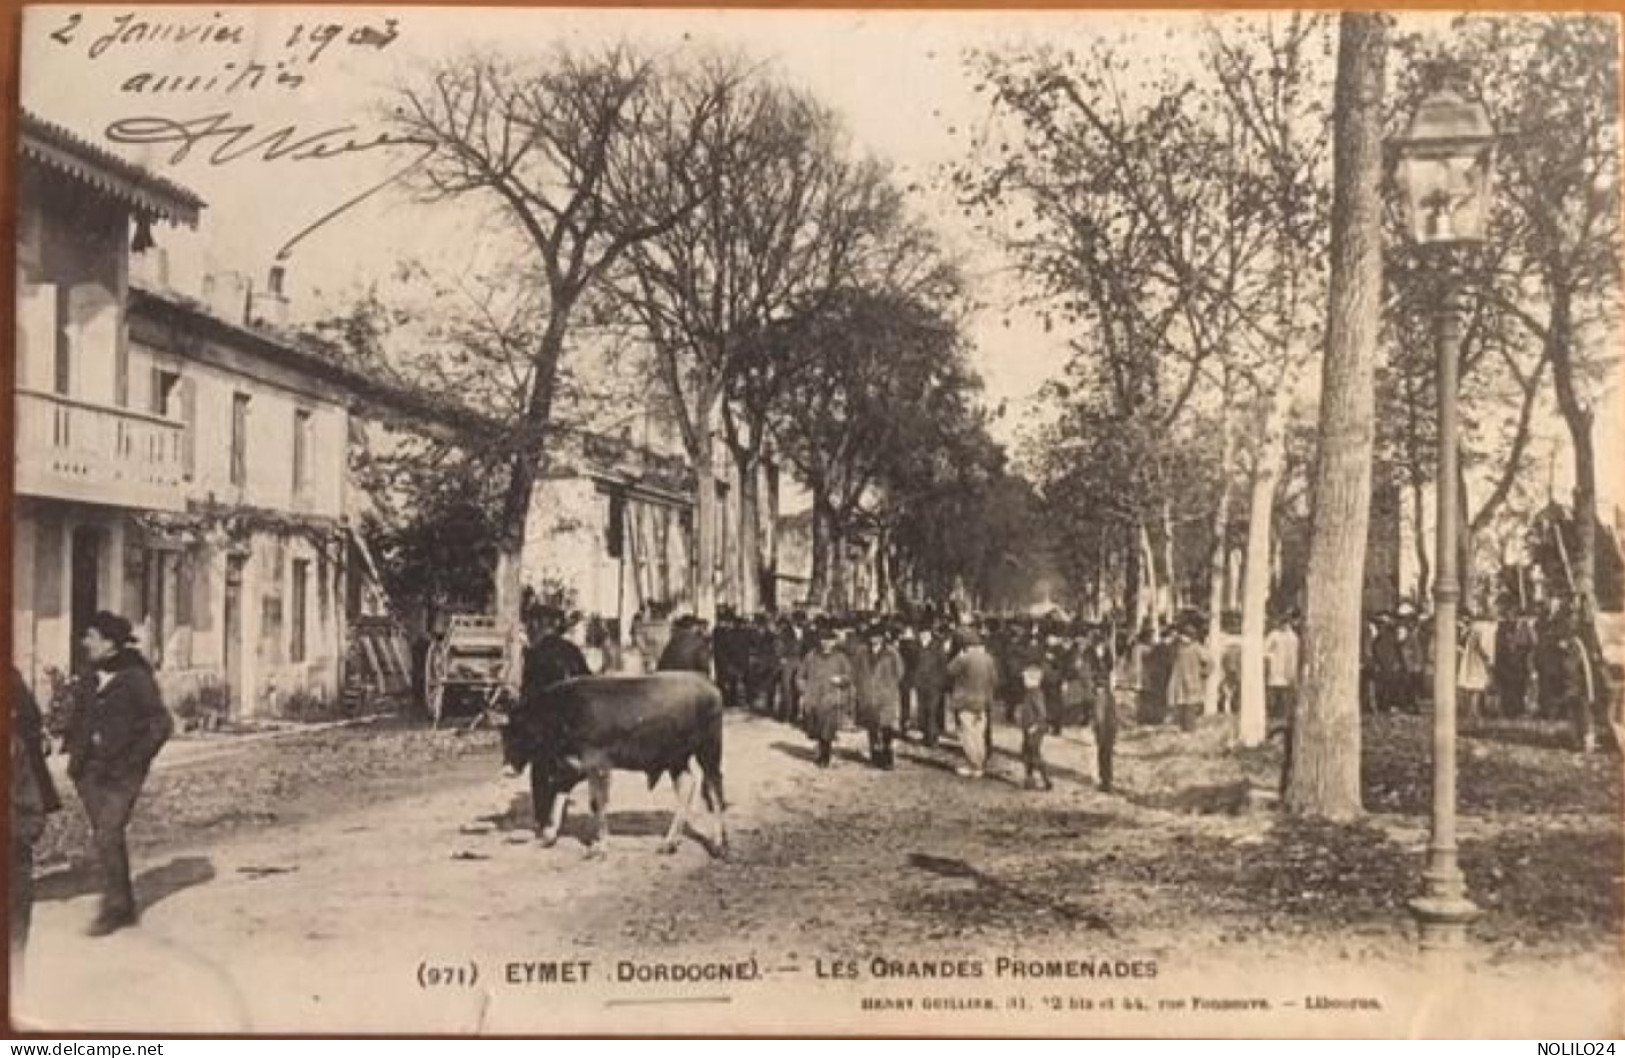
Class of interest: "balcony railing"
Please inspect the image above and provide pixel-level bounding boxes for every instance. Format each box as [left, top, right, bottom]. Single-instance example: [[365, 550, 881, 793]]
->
[[14, 387, 187, 511]]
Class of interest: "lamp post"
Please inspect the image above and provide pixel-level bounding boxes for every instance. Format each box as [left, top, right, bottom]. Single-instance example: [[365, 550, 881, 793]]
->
[[1393, 77, 1496, 956]]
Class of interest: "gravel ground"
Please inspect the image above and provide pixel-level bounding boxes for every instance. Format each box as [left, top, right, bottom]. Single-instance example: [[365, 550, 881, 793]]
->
[[34, 716, 497, 867], [17, 706, 1619, 1036]]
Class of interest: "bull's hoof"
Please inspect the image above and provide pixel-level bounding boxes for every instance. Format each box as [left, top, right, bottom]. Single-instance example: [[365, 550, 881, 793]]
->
[[584, 843, 608, 860], [711, 841, 731, 861], [656, 841, 679, 856], [537, 830, 559, 848]]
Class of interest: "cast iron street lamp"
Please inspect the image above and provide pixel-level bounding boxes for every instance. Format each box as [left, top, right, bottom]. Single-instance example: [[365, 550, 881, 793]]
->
[[1393, 78, 1496, 955]]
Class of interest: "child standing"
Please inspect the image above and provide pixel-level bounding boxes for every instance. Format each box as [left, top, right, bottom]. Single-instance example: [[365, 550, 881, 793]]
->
[[1017, 660, 1053, 791]]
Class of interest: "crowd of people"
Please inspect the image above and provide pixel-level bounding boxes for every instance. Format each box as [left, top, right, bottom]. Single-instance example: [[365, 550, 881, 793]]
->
[[501, 602, 1267, 795], [499, 590, 1617, 799], [1361, 596, 1616, 753]]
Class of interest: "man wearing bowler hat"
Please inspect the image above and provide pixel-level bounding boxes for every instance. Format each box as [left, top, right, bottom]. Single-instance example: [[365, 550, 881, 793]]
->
[[64, 611, 174, 936]]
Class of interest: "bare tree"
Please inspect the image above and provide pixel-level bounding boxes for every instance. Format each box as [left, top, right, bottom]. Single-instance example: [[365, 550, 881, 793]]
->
[[1459, 15, 1620, 609], [391, 46, 727, 621], [613, 62, 894, 618]]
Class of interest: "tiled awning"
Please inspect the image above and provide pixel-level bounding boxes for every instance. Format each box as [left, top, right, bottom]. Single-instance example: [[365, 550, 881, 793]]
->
[[19, 110, 204, 227]]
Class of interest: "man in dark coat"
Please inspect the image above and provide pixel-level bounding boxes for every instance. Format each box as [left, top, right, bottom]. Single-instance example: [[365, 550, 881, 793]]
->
[[64, 612, 173, 936], [1143, 625, 1174, 725], [797, 629, 853, 768], [659, 615, 714, 677], [772, 617, 805, 725], [1370, 615, 1411, 714], [854, 627, 905, 769], [712, 612, 747, 709], [911, 625, 949, 747], [12, 667, 61, 971], [1041, 636, 1068, 736], [502, 607, 592, 775], [521, 607, 591, 694]]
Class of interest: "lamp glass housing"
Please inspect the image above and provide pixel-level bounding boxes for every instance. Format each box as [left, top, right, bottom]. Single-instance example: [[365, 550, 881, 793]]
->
[[1395, 88, 1497, 246]]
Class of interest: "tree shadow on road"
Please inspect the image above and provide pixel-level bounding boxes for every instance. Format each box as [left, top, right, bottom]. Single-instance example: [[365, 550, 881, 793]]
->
[[769, 740, 869, 768], [903, 852, 1114, 933], [1124, 780, 1258, 816], [37, 855, 216, 913], [987, 744, 1095, 787]]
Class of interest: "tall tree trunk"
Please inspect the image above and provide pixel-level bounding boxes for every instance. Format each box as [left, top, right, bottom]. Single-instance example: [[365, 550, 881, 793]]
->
[[1549, 286, 1596, 604], [1139, 522, 1159, 627], [808, 500, 832, 609], [692, 394, 718, 622], [1457, 462, 1475, 613], [1405, 363, 1431, 605], [1206, 393, 1235, 716], [763, 456, 781, 612], [829, 524, 850, 611], [1239, 388, 1292, 747], [1410, 472, 1431, 605], [1287, 11, 1384, 819], [495, 314, 569, 625], [734, 448, 761, 616], [1124, 521, 1144, 629], [875, 528, 892, 610], [1161, 498, 1179, 615]]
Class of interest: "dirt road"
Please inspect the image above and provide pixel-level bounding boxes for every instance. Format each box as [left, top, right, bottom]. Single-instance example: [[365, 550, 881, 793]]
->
[[14, 711, 1620, 1037]]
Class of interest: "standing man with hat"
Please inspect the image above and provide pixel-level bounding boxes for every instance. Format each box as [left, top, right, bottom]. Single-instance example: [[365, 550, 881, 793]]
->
[[855, 625, 904, 769], [945, 627, 999, 779], [658, 614, 714, 677], [1167, 616, 1211, 733], [64, 611, 174, 936], [797, 626, 853, 768]]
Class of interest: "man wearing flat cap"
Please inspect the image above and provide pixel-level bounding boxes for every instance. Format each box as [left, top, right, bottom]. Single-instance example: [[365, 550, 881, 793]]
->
[[63, 611, 174, 936]]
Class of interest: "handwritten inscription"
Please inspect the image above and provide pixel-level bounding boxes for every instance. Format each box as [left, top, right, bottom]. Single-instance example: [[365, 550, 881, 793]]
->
[[105, 112, 433, 167], [40, 8, 419, 170], [41, 8, 424, 254], [48, 11, 401, 67]]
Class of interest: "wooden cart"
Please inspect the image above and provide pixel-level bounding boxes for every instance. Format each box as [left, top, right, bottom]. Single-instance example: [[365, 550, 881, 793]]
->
[[423, 614, 516, 727]]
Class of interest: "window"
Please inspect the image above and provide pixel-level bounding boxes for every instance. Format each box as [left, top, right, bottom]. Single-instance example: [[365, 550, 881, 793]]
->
[[230, 392, 251, 487], [290, 559, 309, 663], [293, 409, 313, 495], [152, 369, 182, 417]]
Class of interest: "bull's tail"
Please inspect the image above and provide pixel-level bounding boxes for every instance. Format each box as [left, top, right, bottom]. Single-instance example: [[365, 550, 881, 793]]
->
[[697, 717, 727, 815], [697, 704, 728, 858]]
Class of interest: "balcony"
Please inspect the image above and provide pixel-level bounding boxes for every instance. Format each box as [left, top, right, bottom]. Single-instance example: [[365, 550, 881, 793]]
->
[[14, 388, 187, 511]]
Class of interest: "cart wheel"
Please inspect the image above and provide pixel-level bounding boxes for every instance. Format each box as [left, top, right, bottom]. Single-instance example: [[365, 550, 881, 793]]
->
[[425, 638, 449, 727]]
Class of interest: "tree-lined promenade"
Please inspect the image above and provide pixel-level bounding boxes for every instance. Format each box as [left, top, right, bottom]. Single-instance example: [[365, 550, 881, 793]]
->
[[325, 12, 1619, 826]]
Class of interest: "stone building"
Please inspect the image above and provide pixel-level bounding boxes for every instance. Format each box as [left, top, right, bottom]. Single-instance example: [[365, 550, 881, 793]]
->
[[12, 111, 378, 719]]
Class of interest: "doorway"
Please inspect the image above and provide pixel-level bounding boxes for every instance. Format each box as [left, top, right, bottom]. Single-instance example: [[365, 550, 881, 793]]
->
[[69, 525, 103, 674]]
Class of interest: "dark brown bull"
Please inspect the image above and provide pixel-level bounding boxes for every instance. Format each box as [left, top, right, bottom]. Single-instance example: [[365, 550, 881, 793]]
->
[[504, 672, 728, 858]]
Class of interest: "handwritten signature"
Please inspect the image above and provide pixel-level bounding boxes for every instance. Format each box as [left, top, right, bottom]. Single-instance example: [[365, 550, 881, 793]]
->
[[105, 112, 433, 167]]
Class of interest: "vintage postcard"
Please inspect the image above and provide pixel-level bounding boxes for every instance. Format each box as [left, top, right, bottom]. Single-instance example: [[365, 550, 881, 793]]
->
[[8, 5, 1623, 1037]]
